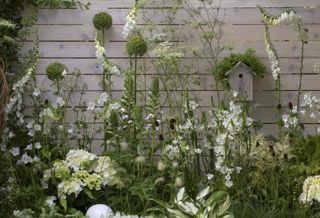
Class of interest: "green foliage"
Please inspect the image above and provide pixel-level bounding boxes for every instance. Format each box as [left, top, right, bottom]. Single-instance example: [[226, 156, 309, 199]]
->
[[0, 18, 18, 70], [46, 62, 66, 81], [0, 0, 90, 72], [213, 49, 267, 89], [93, 12, 113, 30], [126, 34, 148, 57], [153, 186, 234, 218]]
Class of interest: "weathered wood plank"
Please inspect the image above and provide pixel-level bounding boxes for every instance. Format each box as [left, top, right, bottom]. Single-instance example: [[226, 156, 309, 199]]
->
[[34, 74, 320, 92], [36, 58, 320, 76], [34, 8, 320, 25], [88, 0, 320, 9], [22, 41, 320, 58], [25, 24, 320, 42], [30, 90, 320, 108]]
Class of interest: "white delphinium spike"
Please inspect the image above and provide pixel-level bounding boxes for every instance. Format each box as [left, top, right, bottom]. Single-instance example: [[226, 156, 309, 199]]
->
[[122, 1, 138, 39]]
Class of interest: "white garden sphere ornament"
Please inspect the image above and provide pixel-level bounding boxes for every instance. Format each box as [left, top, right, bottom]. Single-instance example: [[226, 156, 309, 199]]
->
[[86, 204, 113, 218]]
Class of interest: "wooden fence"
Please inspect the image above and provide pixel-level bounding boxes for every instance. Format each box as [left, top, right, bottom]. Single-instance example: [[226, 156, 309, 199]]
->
[[24, 0, 320, 145]]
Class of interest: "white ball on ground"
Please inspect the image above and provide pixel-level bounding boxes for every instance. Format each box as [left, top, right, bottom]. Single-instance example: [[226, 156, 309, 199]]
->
[[86, 204, 113, 218]]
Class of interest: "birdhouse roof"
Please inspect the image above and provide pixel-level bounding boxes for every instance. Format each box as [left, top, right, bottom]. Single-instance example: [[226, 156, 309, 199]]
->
[[226, 62, 257, 76]]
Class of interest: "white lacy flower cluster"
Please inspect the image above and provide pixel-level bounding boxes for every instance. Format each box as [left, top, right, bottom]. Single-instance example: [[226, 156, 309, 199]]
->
[[299, 175, 320, 204], [122, 1, 138, 39], [42, 149, 120, 200], [152, 41, 184, 63], [95, 36, 121, 75], [5, 61, 37, 125]]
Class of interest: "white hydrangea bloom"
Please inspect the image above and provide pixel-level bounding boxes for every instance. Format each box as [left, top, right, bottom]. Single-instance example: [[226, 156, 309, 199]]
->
[[58, 178, 84, 199], [66, 149, 97, 171], [300, 175, 320, 204]]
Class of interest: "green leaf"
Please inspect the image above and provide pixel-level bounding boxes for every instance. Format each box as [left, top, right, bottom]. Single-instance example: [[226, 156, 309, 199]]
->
[[196, 186, 210, 200], [167, 208, 189, 218], [83, 188, 95, 199], [176, 187, 186, 202], [60, 197, 68, 212], [217, 195, 231, 216], [204, 191, 226, 207]]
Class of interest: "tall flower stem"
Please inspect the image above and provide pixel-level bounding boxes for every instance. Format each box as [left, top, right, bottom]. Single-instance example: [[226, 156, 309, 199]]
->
[[133, 54, 138, 105], [297, 40, 305, 112], [101, 29, 108, 152]]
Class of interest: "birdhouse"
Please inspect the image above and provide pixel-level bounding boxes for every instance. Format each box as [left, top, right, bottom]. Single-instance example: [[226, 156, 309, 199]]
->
[[226, 62, 254, 101]]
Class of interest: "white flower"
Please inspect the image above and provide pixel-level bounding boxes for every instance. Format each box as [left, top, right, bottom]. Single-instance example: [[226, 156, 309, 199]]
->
[[62, 69, 68, 77], [66, 149, 97, 171], [207, 173, 214, 180], [56, 97, 65, 107], [97, 92, 109, 106], [25, 144, 33, 151], [33, 88, 41, 97], [34, 142, 42, 150], [0, 143, 7, 152], [34, 124, 41, 131], [194, 148, 202, 154], [45, 196, 57, 206], [111, 65, 121, 75], [122, 2, 138, 39], [292, 105, 298, 113], [8, 131, 15, 138], [300, 175, 320, 204], [225, 179, 233, 188], [87, 101, 95, 111], [10, 147, 20, 157], [236, 166, 242, 173], [21, 152, 33, 164]]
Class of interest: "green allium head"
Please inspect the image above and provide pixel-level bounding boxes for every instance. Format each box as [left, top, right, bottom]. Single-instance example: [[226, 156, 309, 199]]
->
[[46, 62, 65, 81], [93, 12, 113, 30], [126, 34, 147, 57]]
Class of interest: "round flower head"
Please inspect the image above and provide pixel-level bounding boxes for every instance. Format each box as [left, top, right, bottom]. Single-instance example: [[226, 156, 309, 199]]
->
[[46, 62, 66, 81], [93, 12, 113, 30], [126, 34, 147, 57]]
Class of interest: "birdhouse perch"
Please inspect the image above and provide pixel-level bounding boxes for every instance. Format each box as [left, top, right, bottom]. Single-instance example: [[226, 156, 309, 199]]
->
[[226, 62, 255, 101]]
